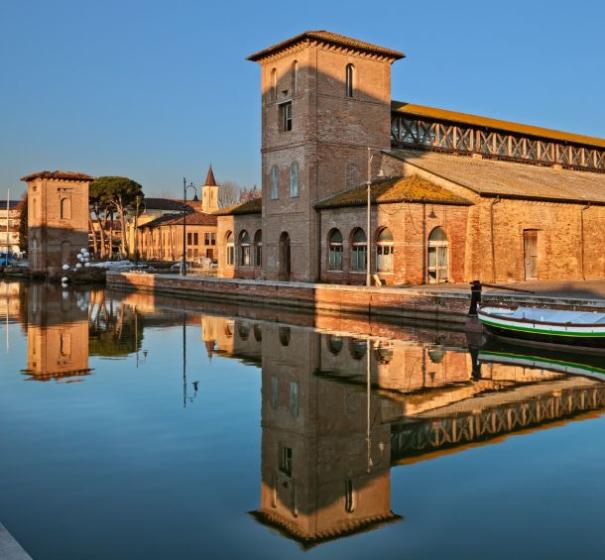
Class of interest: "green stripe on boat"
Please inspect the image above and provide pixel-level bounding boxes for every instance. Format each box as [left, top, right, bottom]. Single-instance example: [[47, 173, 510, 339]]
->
[[479, 317, 605, 337]]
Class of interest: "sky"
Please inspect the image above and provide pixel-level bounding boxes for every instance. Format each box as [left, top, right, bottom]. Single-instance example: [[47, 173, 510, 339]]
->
[[1, 0, 604, 198]]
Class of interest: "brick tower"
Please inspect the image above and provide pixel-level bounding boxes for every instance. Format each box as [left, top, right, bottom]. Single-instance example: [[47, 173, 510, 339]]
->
[[247, 31, 403, 281], [21, 170, 92, 277]]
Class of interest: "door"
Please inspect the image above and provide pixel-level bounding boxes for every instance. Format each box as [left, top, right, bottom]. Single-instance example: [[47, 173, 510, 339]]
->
[[523, 230, 538, 280], [279, 232, 291, 281]]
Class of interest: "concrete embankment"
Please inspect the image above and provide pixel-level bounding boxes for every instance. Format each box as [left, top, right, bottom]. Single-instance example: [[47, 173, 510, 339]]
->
[[0, 523, 32, 560], [107, 272, 605, 325]]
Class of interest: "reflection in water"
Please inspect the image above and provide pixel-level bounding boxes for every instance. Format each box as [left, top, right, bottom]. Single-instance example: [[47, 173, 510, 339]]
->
[[4, 283, 605, 553]]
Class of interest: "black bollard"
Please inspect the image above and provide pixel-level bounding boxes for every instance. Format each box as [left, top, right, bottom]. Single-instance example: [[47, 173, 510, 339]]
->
[[468, 280, 482, 316]]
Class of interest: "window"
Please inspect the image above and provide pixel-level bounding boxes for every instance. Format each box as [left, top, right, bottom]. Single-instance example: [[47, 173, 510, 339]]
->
[[327, 335, 343, 355], [239, 230, 251, 266], [292, 60, 298, 93], [279, 446, 293, 476], [279, 326, 291, 346], [428, 227, 448, 284], [351, 228, 367, 271], [237, 322, 250, 340], [375, 343, 394, 365], [376, 228, 394, 272], [253, 324, 262, 342], [289, 381, 299, 418], [226, 231, 234, 266], [328, 229, 343, 271], [289, 161, 299, 197], [270, 376, 279, 408], [279, 101, 292, 132], [60, 332, 71, 357], [271, 68, 277, 100], [60, 197, 71, 220], [205, 232, 216, 246], [349, 338, 367, 360], [345, 64, 355, 98], [254, 230, 262, 267], [345, 479, 356, 512], [345, 162, 360, 189], [270, 165, 279, 199]]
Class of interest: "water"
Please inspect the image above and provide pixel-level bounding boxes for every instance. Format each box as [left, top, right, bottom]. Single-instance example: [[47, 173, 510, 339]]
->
[[1, 281, 605, 559]]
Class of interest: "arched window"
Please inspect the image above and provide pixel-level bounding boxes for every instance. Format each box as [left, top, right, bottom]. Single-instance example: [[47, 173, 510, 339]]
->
[[270, 165, 279, 199], [349, 338, 366, 360], [289, 161, 299, 197], [345, 479, 356, 513], [328, 229, 343, 271], [237, 322, 250, 340], [271, 68, 277, 100], [345, 64, 355, 98], [428, 227, 449, 284], [254, 230, 262, 267], [376, 228, 394, 272], [60, 198, 71, 220], [292, 60, 298, 93], [253, 324, 262, 342], [32, 197, 38, 219], [239, 230, 251, 266], [351, 228, 367, 271], [226, 231, 234, 266], [345, 162, 360, 189], [375, 343, 394, 365], [327, 335, 343, 355], [279, 326, 291, 346]]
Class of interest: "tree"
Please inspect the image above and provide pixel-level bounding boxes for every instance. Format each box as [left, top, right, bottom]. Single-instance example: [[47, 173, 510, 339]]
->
[[18, 193, 28, 253], [89, 176, 143, 258], [239, 185, 261, 202], [218, 181, 241, 207]]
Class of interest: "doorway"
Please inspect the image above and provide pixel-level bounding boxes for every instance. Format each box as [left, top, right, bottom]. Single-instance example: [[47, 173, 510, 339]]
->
[[279, 232, 291, 281], [523, 229, 538, 280]]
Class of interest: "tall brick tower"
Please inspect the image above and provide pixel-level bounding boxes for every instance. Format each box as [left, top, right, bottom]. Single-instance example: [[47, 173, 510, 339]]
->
[[21, 170, 92, 277], [247, 31, 403, 281]]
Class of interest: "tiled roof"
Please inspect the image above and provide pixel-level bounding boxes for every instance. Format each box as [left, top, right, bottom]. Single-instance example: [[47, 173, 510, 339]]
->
[[315, 175, 471, 209], [143, 197, 200, 212], [389, 149, 605, 204], [139, 212, 217, 228], [392, 101, 605, 150], [213, 198, 262, 216], [0, 200, 22, 210], [21, 170, 94, 182], [248, 30, 404, 62]]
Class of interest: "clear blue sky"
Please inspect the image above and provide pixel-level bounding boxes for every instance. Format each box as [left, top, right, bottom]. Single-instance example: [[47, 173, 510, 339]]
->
[[1, 0, 604, 198]]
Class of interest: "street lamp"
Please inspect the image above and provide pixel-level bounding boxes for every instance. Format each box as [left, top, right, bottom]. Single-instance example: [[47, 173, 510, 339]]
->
[[181, 178, 198, 276], [366, 148, 382, 287]]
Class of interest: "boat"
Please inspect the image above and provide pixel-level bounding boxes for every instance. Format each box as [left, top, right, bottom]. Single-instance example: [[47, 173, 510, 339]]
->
[[477, 339, 605, 381], [477, 305, 605, 350]]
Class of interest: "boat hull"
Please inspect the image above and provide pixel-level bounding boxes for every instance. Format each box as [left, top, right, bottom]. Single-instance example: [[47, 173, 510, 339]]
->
[[478, 309, 605, 352]]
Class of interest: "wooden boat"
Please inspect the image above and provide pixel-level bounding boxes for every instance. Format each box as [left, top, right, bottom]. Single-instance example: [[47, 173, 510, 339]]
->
[[478, 340, 605, 381], [477, 306, 605, 350]]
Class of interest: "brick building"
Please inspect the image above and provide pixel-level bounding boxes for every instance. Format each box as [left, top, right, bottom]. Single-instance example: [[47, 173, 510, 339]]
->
[[0, 199, 24, 257], [22, 170, 92, 277], [217, 30, 605, 285], [138, 166, 219, 263]]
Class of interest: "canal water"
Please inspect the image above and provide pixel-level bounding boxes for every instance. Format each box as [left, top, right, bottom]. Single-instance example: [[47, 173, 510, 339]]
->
[[2, 282, 605, 559]]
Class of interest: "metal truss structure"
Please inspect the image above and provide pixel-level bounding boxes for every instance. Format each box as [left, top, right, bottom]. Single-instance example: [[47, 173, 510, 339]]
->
[[391, 384, 605, 461], [391, 114, 605, 173]]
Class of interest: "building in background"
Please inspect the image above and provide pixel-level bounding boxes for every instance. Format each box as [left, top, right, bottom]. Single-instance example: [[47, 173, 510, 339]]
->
[[22, 170, 91, 277], [136, 166, 220, 263], [0, 199, 24, 258], [217, 30, 605, 285]]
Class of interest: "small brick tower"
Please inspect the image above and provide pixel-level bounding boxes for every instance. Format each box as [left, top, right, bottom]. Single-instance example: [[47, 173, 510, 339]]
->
[[21, 170, 92, 277]]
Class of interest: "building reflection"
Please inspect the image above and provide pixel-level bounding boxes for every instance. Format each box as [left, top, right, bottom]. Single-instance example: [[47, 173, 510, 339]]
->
[[197, 313, 605, 547], [15, 289, 605, 545], [23, 283, 90, 381]]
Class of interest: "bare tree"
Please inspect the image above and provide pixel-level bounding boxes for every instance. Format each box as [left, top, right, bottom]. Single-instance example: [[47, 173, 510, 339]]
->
[[219, 181, 241, 207], [239, 185, 261, 201]]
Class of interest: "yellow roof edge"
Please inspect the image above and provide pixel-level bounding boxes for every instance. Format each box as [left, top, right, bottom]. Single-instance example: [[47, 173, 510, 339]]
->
[[392, 100, 605, 150]]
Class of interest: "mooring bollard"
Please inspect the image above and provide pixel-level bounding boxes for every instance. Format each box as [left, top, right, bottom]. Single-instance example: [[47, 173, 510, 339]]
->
[[468, 280, 482, 316]]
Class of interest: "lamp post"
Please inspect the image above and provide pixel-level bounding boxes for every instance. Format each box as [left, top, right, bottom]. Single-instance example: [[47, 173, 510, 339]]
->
[[181, 178, 197, 276]]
